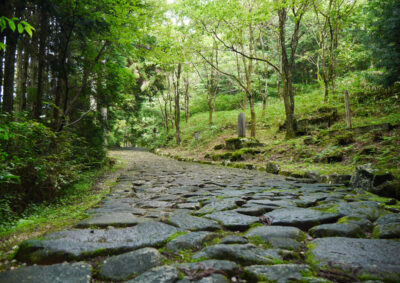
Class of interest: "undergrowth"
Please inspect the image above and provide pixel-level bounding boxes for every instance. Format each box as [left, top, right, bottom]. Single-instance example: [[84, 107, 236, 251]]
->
[[0, 157, 122, 267]]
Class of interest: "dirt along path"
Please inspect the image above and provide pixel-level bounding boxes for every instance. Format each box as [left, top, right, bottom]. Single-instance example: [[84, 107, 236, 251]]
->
[[1, 149, 399, 282]]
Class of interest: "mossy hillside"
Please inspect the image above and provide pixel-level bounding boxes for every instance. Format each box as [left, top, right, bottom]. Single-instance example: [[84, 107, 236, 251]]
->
[[160, 76, 400, 177]]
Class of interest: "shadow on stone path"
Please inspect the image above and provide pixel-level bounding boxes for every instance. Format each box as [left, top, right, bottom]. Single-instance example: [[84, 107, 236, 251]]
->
[[1, 150, 400, 282]]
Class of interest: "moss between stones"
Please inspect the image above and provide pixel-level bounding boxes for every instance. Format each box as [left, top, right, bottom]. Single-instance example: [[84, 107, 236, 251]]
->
[[311, 205, 339, 214], [167, 231, 188, 242], [247, 235, 272, 250], [357, 273, 383, 282], [304, 242, 319, 267], [296, 231, 307, 242], [372, 226, 380, 238]]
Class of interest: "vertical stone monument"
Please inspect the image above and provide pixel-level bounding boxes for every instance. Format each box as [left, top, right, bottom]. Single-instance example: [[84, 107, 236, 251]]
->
[[238, 112, 246, 137]]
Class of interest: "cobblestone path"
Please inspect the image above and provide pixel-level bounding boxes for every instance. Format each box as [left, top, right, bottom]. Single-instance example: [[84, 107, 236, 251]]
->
[[1, 150, 400, 282]]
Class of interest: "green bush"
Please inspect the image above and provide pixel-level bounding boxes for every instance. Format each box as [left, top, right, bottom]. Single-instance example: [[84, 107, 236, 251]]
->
[[0, 114, 107, 225]]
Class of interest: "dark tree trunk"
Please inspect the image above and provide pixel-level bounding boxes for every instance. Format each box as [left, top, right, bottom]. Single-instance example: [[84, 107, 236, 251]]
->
[[2, 26, 18, 113], [34, 9, 49, 119], [52, 78, 63, 129], [16, 41, 24, 111], [0, 33, 4, 104]]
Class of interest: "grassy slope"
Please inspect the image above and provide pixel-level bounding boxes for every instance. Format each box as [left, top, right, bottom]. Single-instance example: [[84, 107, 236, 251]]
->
[[161, 84, 400, 176]]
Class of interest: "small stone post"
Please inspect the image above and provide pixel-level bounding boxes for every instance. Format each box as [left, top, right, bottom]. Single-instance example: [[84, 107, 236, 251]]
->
[[238, 112, 246, 137], [195, 132, 199, 148], [344, 90, 352, 129]]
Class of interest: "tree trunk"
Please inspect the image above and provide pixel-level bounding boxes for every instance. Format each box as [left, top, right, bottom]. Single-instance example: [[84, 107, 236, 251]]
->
[[174, 64, 181, 145], [167, 75, 174, 130], [208, 95, 216, 126], [324, 78, 329, 102], [259, 33, 269, 120], [207, 39, 219, 125], [235, 52, 246, 110], [262, 97, 267, 120], [0, 33, 4, 105], [276, 33, 283, 100], [208, 104, 213, 126], [15, 41, 24, 112], [184, 76, 189, 123], [249, 96, 256, 137], [2, 25, 18, 113], [158, 96, 168, 134], [241, 22, 255, 137], [282, 73, 296, 138], [278, 6, 296, 139], [20, 44, 29, 111]]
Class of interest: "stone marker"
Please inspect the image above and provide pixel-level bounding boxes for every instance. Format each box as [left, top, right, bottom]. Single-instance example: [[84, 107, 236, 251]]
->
[[238, 112, 246, 137]]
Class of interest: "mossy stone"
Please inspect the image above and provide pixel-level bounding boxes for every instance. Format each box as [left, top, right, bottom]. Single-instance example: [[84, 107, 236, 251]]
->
[[335, 133, 355, 146], [213, 144, 225, 150]]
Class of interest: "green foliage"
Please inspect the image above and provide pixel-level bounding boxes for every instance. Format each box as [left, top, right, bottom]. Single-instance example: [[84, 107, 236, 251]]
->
[[190, 94, 242, 116], [0, 17, 34, 50], [364, 0, 400, 85], [0, 114, 108, 227]]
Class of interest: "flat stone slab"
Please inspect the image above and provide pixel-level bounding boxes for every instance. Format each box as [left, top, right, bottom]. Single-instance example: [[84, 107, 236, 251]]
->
[[247, 199, 295, 208], [99, 248, 164, 281], [220, 235, 248, 244], [234, 205, 270, 216], [375, 213, 400, 225], [338, 216, 373, 232], [244, 264, 311, 283], [263, 208, 341, 230], [176, 202, 201, 210], [267, 237, 302, 250], [338, 201, 384, 221], [176, 259, 238, 276], [246, 226, 304, 240], [309, 237, 400, 281], [196, 198, 241, 215], [166, 232, 215, 252], [125, 265, 180, 283], [75, 213, 142, 228], [204, 211, 259, 231], [193, 244, 282, 265], [141, 200, 175, 209], [16, 221, 179, 264], [179, 274, 229, 283], [0, 262, 91, 283], [309, 223, 363, 238], [374, 223, 400, 239], [168, 212, 220, 231]]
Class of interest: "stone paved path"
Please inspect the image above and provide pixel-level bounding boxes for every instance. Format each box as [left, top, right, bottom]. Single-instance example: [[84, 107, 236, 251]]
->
[[1, 150, 400, 283]]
